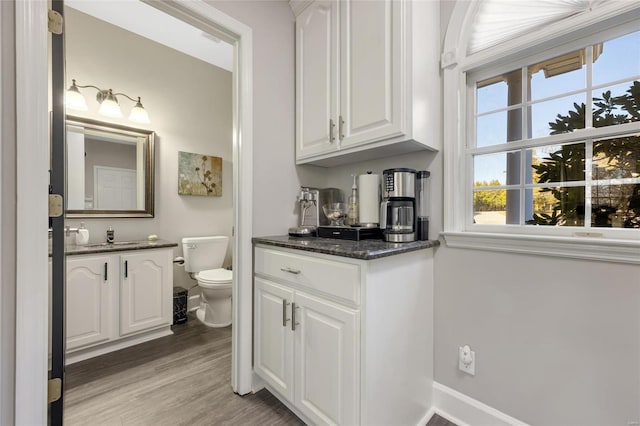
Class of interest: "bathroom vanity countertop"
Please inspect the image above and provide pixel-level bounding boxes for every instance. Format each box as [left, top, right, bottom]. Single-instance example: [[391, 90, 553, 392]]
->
[[62, 239, 177, 256], [253, 235, 439, 260]]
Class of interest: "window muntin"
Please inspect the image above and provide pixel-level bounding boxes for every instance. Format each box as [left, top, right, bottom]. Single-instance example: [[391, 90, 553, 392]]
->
[[468, 29, 640, 233]]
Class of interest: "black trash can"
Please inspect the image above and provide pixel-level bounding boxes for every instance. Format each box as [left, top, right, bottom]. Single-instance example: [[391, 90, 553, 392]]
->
[[173, 286, 188, 325]]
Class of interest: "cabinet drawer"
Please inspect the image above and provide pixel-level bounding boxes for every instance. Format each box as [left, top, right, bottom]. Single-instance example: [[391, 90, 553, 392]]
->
[[255, 247, 360, 304]]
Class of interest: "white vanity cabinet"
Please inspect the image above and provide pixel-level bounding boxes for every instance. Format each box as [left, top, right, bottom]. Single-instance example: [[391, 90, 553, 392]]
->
[[254, 244, 434, 425], [66, 255, 115, 351], [119, 250, 173, 337], [64, 246, 174, 364], [294, 0, 441, 166]]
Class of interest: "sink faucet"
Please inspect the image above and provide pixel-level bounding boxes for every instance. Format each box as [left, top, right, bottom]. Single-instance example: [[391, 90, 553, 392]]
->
[[106, 226, 115, 243], [64, 226, 79, 237]]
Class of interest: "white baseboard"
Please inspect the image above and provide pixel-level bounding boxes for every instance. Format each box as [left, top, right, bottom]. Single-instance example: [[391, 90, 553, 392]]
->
[[65, 327, 173, 365], [431, 382, 529, 426]]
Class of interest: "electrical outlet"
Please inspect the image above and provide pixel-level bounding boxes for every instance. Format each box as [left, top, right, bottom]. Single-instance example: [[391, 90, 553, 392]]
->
[[458, 345, 475, 376]]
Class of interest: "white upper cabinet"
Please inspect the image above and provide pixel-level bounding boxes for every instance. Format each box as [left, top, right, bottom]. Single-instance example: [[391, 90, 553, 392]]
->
[[296, 1, 340, 158], [294, 0, 441, 167], [339, 0, 402, 148]]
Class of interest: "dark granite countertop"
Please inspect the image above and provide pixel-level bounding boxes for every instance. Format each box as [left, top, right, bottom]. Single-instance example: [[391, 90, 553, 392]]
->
[[62, 239, 177, 256], [253, 235, 439, 260]]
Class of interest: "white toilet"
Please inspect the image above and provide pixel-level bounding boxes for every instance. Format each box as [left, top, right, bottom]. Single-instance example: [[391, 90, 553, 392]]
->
[[182, 236, 233, 327]]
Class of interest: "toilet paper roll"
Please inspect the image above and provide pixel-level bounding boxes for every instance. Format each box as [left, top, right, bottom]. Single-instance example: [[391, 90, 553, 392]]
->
[[359, 173, 380, 225]]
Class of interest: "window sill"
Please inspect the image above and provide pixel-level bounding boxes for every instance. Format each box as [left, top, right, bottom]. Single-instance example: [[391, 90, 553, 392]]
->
[[441, 231, 640, 264]]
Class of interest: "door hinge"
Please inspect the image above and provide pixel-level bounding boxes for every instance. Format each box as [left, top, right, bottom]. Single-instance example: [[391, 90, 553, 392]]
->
[[48, 378, 62, 403], [48, 10, 63, 35], [49, 194, 63, 218]]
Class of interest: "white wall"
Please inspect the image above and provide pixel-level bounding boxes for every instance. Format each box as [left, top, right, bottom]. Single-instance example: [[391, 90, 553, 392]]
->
[[64, 8, 233, 289], [207, 0, 326, 235], [436, 2, 640, 425]]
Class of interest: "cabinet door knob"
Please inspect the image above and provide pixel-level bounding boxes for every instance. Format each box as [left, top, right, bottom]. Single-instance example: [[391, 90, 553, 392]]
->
[[280, 267, 301, 275], [282, 299, 291, 327], [291, 303, 300, 331]]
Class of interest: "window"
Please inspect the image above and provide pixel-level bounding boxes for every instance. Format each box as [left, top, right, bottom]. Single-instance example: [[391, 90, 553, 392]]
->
[[467, 28, 640, 236]]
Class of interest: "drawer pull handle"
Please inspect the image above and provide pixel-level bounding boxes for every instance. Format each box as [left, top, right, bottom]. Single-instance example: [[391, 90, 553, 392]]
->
[[280, 267, 301, 275], [282, 299, 291, 327], [292, 303, 300, 331], [124, 260, 128, 278], [104, 262, 108, 281]]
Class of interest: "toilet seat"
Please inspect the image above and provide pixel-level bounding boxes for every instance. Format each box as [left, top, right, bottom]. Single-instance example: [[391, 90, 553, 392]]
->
[[196, 268, 232, 288]]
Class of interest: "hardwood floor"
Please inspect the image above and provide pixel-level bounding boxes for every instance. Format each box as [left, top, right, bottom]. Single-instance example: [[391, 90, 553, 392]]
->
[[426, 413, 458, 426], [65, 313, 458, 426], [64, 313, 303, 425]]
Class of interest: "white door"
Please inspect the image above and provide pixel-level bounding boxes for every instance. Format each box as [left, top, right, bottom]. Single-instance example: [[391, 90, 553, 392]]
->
[[66, 256, 113, 350], [294, 291, 360, 426], [94, 166, 137, 210], [254, 278, 295, 400], [119, 251, 171, 337], [296, 0, 340, 160], [339, 0, 404, 148]]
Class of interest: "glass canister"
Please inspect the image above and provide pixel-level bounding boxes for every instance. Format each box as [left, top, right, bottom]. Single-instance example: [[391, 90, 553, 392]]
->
[[416, 170, 431, 240]]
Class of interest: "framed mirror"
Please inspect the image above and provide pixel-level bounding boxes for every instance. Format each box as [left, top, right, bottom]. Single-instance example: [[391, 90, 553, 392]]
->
[[65, 116, 155, 218]]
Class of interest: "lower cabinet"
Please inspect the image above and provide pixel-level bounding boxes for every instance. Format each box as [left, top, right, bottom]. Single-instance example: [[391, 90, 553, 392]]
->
[[66, 255, 114, 351], [255, 278, 359, 425], [65, 248, 173, 362], [254, 245, 435, 426], [120, 251, 173, 337]]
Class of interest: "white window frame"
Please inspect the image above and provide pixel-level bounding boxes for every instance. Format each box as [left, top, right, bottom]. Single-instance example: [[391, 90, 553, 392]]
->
[[442, 2, 640, 264]]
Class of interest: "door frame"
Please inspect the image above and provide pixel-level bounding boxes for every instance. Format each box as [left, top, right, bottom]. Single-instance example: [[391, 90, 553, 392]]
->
[[13, 0, 254, 422]]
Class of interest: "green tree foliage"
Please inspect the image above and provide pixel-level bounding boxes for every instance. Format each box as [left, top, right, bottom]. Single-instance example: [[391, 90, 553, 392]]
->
[[473, 180, 506, 211], [531, 80, 640, 227]]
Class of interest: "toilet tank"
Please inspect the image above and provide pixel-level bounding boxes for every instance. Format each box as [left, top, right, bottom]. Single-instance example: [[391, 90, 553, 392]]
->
[[182, 236, 229, 273]]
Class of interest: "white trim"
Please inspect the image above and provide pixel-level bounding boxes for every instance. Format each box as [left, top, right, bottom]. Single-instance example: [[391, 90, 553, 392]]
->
[[14, 0, 49, 424], [65, 326, 173, 365], [431, 382, 529, 426], [443, 231, 640, 264]]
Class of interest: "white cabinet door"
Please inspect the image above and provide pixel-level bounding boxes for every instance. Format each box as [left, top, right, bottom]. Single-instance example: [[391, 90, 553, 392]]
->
[[119, 250, 172, 337], [66, 255, 113, 350], [254, 277, 295, 401], [294, 291, 360, 426], [296, 0, 340, 159], [339, 0, 404, 148]]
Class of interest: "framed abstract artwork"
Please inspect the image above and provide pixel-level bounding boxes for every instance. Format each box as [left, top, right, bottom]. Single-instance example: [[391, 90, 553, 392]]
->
[[178, 151, 222, 196]]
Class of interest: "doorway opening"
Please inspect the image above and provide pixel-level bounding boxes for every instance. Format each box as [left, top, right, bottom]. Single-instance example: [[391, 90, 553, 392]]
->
[[13, 0, 254, 423]]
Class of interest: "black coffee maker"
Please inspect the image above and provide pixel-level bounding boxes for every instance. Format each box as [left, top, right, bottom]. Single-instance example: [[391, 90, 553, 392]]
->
[[380, 168, 417, 242]]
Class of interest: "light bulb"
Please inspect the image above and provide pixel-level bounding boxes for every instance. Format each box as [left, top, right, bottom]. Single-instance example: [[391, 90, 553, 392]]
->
[[65, 82, 88, 111], [98, 92, 123, 118], [129, 98, 150, 124]]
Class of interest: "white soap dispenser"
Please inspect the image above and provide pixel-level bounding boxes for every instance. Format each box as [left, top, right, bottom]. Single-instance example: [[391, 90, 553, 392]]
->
[[76, 222, 89, 246]]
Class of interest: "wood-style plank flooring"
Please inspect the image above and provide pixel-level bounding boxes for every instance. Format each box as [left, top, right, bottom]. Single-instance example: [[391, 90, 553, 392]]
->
[[65, 313, 457, 426], [64, 313, 303, 425]]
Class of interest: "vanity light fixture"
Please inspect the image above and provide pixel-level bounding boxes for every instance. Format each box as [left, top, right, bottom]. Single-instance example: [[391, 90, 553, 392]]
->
[[65, 79, 150, 124]]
